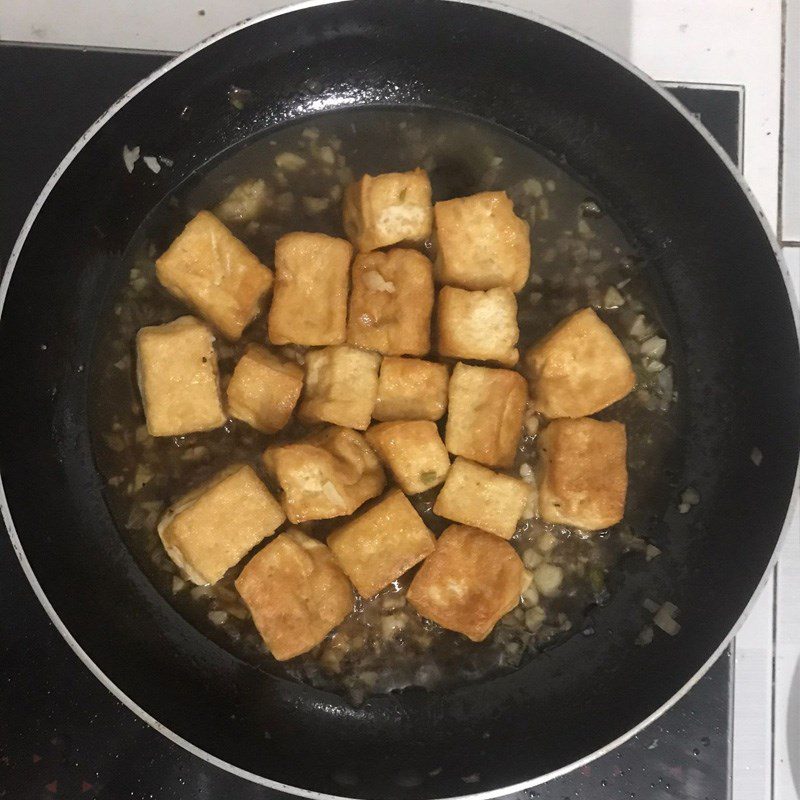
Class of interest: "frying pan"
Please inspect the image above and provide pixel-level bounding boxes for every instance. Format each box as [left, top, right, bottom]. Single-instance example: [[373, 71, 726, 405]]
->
[[1, 1, 798, 797]]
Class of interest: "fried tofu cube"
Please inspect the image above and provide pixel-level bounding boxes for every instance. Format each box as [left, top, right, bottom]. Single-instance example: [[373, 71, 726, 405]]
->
[[235, 529, 354, 661], [407, 524, 525, 641], [136, 316, 226, 437], [155, 211, 273, 341], [536, 418, 628, 530], [433, 457, 532, 539], [343, 168, 433, 252], [299, 345, 381, 430], [327, 489, 436, 598], [437, 286, 519, 366], [445, 362, 527, 469], [267, 232, 352, 346], [347, 249, 434, 356], [524, 307, 635, 418], [434, 191, 530, 292], [365, 421, 451, 494], [158, 464, 285, 585], [226, 344, 303, 433], [263, 427, 385, 523], [374, 357, 449, 422]]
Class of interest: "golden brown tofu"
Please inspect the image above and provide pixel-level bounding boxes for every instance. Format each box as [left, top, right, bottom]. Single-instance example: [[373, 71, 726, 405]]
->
[[444, 362, 527, 469], [436, 286, 519, 366], [433, 457, 532, 539], [235, 529, 354, 661], [346, 249, 434, 356], [267, 232, 352, 346], [158, 464, 285, 585], [343, 168, 433, 252], [298, 345, 381, 430], [155, 211, 273, 341], [373, 357, 449, 422], [136, 316, 226, 437], [407, 524, 525, 641], [365, 421, 451, 494], [524, 307, 635, 418], [434, 191, 530, 292], [536, 417, 628, 530], [226, 344, 304, 433], [327, 489, 436, 598], [263, 427, 385, 523]]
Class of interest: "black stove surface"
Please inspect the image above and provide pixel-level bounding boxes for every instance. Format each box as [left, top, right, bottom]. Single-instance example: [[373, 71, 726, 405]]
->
[[0, 43, 736, 800]]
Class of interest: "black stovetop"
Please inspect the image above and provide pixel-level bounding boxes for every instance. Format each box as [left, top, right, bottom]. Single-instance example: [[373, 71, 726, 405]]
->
[[0, 43, 737, 800]]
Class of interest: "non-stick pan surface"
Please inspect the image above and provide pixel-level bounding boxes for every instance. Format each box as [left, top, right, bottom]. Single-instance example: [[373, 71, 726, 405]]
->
[[1, 1, 798, 797]]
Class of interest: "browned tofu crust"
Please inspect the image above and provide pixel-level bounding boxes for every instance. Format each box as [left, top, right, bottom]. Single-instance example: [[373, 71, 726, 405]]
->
[[444, 362, 527, 468], [136, 315, 226, 437], [536, 417, 628, 530], [267, 232, 352, 346], [524, 307, 635, 418], [365, 420, 451, 494], [436, 286, 519, 366], [327, 489, 436, 598], [263, 426, 385, 523], [158, 464, 285, 586], [407, 524, 524, 641], [373, 357, 449, 421], [433, 457, 531, 539], [226, 344, 304, 433], [155, 211, 273, 341], [235, 529, 354, 661], [343, 168, 433, 252], [347, 249, 434, 356], [433, 191, 530, 291]]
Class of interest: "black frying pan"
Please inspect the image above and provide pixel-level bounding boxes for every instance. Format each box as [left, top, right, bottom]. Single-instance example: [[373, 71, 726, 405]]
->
[[1, 1, 798, 797]]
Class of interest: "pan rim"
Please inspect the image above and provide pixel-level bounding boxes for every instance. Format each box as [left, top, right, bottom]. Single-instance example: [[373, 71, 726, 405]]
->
[[1, 0, 798, 797]]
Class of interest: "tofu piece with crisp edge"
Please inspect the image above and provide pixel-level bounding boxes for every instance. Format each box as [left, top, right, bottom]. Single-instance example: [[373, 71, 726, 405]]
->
[[524, 307, 635, 419], [365, 421, 451, 494], [327, 489, 436, 598], [158, 464, 285, 585], [263, 427, 385, 524], [536, 417, 628, 530], [267, 232, 352, 346], [136, 315, 226, 437], [444, 362, 527, 469], [433, 457, 532, 539], [407, 524, 525, 641], [373, 357, 449, 422], [235, 528, 354, 661], [343, 168, 433, 252], [433, 191, 530, 291], [155, 211, 273, 340]]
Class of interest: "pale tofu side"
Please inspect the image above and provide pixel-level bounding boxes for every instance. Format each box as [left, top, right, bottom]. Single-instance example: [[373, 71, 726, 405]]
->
[[327, 489, 436, 599], [267, 232, 352, 346], [226, 344, 304, 434], [436, 286, 519, 366], [536, 417, 628, 530], [299, 345, 381, 431], [373, 357, 449, 421], [158, 464, 285, 586], [346, 249, 434, 356], [155, 211, 273, 341], [444, 362, 527, 469], [343, 168, 433, 252], [365, 421, 451, 494], [407, 524, 525, 642], [524, 307, 635, 419], [263, 427, 385, 523], [136, 316, 227, 437], [235, 529, 354, 661], [433, 457, 532, 539], [433, 191, 530, 292]]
